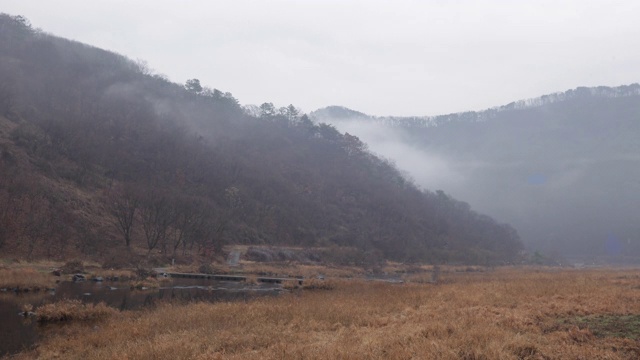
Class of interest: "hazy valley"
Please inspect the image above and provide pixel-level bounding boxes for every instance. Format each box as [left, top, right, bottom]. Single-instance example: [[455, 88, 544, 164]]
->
[[1, 8, 640, 360], [312, 85, 640, 263]]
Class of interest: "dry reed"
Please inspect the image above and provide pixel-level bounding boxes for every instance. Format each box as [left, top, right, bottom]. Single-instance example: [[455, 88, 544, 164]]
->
[[0, 267, 57, 290], [129, 276, 164, 290], [36, 299, 117, 322], [15, 268, 640, 359]]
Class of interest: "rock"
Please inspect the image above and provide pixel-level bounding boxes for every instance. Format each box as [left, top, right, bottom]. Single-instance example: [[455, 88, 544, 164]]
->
[[52, 269, 62, 276], [72, 274, 86, 282], [92, 276, 104, 282]]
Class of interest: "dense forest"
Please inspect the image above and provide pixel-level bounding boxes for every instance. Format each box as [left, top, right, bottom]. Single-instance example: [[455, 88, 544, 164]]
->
[[0, 14, 523, 265], [313, 85, 640, 262]]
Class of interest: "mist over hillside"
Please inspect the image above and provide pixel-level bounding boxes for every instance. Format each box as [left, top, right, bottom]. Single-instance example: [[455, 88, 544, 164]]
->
[[312, 85, 640, 262], [0, 14, 523, 265]]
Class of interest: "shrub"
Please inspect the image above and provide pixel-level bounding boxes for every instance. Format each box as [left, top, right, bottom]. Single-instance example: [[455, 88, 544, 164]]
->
[[198, 263, 214, 274], [36, 299, 116, 322]]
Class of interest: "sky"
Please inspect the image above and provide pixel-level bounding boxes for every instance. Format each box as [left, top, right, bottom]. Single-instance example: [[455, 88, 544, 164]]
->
[[1, 0, 639, 116]]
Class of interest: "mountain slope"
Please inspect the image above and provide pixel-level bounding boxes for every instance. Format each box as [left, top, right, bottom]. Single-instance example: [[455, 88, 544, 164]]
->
[[312, 85, 640, 261], [0, 14, 523, 265]]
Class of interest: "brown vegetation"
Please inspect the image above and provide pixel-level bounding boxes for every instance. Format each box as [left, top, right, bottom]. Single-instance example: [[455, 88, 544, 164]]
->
[[232, 261, 366, 279], [0, 260, 156, 292], [129, 276, 172, 290], [0, 13, 523, 265], [0, 265, 58, 290], [14, 268, 640, 359], [92, 269, 137, 281], [35, 299, 116, 322], [283, 277, 338, 291]]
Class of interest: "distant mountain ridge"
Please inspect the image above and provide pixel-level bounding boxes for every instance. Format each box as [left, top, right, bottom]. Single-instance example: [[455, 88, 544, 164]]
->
[[311, 83, 640, 261], [312, 83, 640, 128]]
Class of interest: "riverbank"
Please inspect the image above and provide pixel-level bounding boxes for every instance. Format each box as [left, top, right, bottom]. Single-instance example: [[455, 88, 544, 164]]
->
[[11, 268, 640, 359], [0, 261, 60, 291]]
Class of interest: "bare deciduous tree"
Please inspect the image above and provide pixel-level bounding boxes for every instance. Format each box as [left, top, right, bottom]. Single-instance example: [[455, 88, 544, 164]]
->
[[139, 192, 174, 256], [110, 186, 139, 248]]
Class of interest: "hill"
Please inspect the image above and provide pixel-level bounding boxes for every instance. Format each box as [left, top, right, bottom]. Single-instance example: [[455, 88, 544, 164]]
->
[[312, 85, 640, 261], [0, 14, 523, 265]]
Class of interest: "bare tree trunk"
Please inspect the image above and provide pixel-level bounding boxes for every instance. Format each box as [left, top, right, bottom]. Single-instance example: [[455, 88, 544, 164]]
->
[[111, 187, 139, 247]]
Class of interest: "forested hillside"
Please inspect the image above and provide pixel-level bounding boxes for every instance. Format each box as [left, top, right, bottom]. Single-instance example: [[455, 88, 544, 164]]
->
[[0, 14, 523, 265], [312, 85, 640, 261]]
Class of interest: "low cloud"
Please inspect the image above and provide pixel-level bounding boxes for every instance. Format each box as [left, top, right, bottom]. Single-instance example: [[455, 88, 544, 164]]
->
[[329, 119, 463, 191]]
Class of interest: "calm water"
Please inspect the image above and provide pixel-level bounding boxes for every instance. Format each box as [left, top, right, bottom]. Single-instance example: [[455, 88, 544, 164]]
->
[[0, 278, 283, 357]]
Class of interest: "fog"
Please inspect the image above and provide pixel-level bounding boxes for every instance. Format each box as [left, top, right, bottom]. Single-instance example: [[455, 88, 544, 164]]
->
[[312, 87, 640, 262], [333, 119, 464, 189], [2, 0, 640, 116], [319, 116, 513, 209], [326, 117, 511, 216]]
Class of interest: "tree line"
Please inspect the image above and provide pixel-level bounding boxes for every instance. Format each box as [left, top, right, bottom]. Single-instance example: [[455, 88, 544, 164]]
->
[[0, 13, 523, 265]]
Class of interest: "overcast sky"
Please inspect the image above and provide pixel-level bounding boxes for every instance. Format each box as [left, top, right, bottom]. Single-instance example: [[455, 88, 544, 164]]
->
[[1, 0, 639, 116]]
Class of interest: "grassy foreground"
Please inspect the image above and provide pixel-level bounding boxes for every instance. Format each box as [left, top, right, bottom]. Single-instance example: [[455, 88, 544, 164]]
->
[[14, 268, 640, 359]]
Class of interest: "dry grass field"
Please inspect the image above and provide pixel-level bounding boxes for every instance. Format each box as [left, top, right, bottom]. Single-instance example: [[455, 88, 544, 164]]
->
[[0, 265, 58, 290], [12, 267, 640, 359]]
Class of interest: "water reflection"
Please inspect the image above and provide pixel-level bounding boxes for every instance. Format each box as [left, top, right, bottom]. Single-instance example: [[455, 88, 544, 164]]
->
[[0, 278, 282, 357]]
